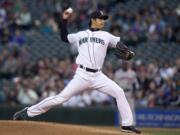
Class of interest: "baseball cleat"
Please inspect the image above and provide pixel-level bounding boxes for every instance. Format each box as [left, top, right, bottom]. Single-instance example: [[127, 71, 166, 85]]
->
[[13, 107, 29, 120], [121, 126, 141, 134]]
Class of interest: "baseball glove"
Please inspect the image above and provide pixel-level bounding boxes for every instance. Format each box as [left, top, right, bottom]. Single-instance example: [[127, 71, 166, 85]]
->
[[115, 42, 135, 60]]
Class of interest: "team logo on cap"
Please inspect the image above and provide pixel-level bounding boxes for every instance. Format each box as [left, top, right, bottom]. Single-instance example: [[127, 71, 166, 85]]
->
[[100, 11, 104, 15]]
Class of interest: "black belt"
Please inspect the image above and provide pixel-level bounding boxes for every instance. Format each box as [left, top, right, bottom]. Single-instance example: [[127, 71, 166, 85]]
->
[[79, 65, 99, 73]]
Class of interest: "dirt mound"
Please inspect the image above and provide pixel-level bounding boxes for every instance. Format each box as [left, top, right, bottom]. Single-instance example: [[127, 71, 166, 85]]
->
[[0, 120, 143, 135]]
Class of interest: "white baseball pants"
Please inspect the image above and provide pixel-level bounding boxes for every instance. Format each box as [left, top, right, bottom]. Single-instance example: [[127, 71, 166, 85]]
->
[[27, 67, 134, 126]]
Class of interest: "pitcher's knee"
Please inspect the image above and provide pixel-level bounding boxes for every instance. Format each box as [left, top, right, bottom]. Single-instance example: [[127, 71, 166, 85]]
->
[[115, 87, 126, 99]]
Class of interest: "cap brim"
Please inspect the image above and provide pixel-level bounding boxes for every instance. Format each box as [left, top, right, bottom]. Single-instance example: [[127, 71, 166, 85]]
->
[[101, 15, 108, 20], [91, 15, 109, 20]]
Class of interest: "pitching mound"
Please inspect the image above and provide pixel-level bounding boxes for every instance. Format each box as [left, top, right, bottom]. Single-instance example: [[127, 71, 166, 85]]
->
[[0, 120, 145, 135]]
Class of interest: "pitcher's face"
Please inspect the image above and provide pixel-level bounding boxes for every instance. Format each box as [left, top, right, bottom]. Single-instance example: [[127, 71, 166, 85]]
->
[[91, 18, 105, 29]]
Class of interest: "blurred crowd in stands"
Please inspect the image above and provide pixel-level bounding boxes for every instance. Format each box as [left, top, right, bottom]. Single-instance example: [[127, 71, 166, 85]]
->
[[0, 0, 180, 46], [0, 0, 179, 107], [0, 47, 179, 107]]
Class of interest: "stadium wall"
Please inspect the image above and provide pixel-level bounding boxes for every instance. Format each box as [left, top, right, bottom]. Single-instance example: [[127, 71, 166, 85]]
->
[[0, 106, 179, 127]]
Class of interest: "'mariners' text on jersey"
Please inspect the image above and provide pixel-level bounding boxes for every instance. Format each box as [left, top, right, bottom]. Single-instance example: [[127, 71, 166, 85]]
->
[[79, 37, 105, 46]]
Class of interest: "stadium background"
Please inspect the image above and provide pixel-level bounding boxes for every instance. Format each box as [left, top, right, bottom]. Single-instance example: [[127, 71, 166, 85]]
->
[[0, 0, 180, 135]]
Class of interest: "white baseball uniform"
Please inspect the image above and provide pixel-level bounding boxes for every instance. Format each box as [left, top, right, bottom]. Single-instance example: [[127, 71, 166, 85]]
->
[[27, 29, 134, 126]]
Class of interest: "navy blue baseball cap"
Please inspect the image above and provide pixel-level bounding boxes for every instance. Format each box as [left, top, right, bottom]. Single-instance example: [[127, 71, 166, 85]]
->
[[90, 11, 108, 20]]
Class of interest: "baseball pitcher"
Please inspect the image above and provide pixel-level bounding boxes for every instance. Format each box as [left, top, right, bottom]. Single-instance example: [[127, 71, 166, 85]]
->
[[13, 8, 141, 134]]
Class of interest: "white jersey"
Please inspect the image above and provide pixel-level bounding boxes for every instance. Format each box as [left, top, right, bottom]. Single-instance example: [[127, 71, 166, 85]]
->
[[67, 29, 120, 69]]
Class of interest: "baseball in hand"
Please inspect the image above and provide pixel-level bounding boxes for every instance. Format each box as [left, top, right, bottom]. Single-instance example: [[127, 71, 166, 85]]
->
[[63, 7, 73, 19], [66, 7, 73, 14]]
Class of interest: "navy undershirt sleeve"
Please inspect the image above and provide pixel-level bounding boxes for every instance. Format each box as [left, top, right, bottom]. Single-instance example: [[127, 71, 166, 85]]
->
[[59, 17, 69, 43]]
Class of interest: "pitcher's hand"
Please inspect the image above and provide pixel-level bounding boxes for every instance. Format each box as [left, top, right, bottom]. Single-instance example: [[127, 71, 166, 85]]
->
[[62, 8, 73, 20]]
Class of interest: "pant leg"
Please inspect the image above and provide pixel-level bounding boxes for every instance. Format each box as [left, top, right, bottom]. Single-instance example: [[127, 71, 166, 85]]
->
[[92, 73, 134, 126], [27, 74, 90, 117], [125, 91, 136, 125]]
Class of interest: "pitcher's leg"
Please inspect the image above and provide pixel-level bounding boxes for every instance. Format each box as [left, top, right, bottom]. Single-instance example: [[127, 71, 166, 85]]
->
[[27, 75, 90, 117], [93, 74, 134, 126], [125, 91, 136, 125]]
